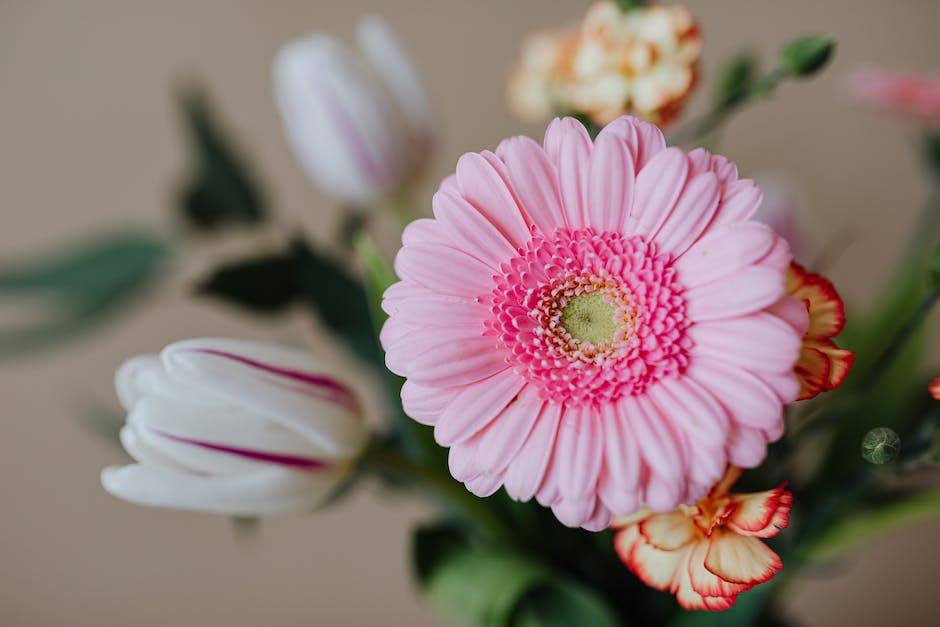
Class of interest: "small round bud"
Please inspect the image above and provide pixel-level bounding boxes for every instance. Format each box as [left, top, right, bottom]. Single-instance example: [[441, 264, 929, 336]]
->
[[779, 35, 835, 77], [861, 427, 901, 465]]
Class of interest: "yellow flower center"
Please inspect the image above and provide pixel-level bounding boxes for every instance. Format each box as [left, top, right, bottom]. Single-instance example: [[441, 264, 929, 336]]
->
[[560, 291, 620, 345]]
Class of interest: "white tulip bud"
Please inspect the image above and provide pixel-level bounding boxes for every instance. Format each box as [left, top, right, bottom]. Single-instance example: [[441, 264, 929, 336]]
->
[[274, 15, 433, 206], [101, 338, 366, 516]]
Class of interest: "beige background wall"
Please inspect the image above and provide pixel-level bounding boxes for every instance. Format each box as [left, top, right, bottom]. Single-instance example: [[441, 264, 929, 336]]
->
[[2, 1, 939, 625]]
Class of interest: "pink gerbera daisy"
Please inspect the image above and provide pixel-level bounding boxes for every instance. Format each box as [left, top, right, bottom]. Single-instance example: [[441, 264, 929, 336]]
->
[[381, 115, 804, 530]]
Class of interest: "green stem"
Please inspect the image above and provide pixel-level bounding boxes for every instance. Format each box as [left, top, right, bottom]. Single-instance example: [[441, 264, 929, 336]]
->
[[362, 440, 514, 545], [668, 67, 787, 147]]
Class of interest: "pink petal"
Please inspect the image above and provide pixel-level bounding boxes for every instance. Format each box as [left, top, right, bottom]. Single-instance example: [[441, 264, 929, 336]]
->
[[553, 119, 593, 228], [600, 116, 667, 171], [766, 296, 811, 335], [554, 405, 603, 502], [401, 380, 458, 425], [587, 130, 636, 232], [496, 135, 567, 234], [503, 403, 563, 501], [597, 402, 642, 514], [474, 386, 543, 475], [684, 266, 785, 321], [650, 172, 720, 256], [550, 495, 597, 526], [401, 218, 451, 247], [394, 242, 495, 297], [689, 313, 802, 374], [628, 147, 689, 238], [673, 222, 777, 288], [687, 360, 783, 433], [398, 334, 508, 386], [432, 190, 516, 268], [393, 292, 489, 329], [455, 152, 531, 247], [434, 369, 526, 446], [712, 180, 762, 228], [646, 378, 730, 446], [726, 424, 770, 468], [627, 395, 685, 484], [448, 431, 483, 482]]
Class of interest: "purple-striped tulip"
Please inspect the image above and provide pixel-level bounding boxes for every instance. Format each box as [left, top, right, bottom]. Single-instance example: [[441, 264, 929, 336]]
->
[[101, 338, 365, 516], [274, 15, 433, 206]]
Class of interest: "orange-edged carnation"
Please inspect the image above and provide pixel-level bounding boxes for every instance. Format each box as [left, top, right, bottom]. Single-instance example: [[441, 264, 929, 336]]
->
[[786, 262, 854, 400], [612, 467, 791, 611]]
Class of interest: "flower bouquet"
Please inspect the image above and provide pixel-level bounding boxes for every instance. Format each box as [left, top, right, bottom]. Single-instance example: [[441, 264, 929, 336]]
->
[[5, 1, 940, 625]]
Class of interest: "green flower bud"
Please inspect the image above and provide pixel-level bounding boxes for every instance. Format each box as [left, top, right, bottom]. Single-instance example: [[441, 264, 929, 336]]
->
[[861, 427, 901, 465], [779, 35, 835, 77]]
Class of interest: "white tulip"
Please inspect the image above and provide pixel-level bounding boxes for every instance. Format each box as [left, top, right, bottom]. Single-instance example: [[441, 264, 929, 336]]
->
[[101, 338, 366, 516], [274, 15, 433, 206]]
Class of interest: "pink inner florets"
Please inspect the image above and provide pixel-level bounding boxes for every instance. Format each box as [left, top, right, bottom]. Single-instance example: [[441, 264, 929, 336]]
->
[[487, 227, 692, 406]]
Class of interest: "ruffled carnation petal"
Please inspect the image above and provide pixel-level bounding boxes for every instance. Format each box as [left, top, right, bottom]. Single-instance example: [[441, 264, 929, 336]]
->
[[726, 485, 792, 538], [639, 511, 699, 550], [704, 530, 783, 585]]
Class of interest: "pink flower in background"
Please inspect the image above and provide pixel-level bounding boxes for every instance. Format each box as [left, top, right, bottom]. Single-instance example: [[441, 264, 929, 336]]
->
[[381, 115, 803, 530], [102, 338, 365, 516], [848, 67, 940, 124]]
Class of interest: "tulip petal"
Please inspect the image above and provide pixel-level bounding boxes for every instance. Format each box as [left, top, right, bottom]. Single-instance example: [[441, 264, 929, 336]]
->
[[355, 14, 433, 145], [101, 463, 343, 516], [162, 339, 363, 459]]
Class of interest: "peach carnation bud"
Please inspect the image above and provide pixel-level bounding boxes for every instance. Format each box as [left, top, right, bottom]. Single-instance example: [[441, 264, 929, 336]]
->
[[785, 262, 854, 400]]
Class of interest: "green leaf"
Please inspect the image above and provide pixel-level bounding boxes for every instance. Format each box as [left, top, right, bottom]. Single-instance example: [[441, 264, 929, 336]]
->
[[0, 233, 169, 356], [0, 233, 167, 298], [424, 548, 549, 627], [412, 523, 468, 583], [802, 489, 940, 564], [195, 237, 382, 367], [176, 87, 266, 229], [198, 254, 297, 312], [292, 238, 382, 365], [514, 580, 619, 627]]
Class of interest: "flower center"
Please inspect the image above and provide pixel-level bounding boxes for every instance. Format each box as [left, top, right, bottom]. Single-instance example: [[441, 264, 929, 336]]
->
[[559, 291, 619, 345], [487, 227, 693, 406]]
